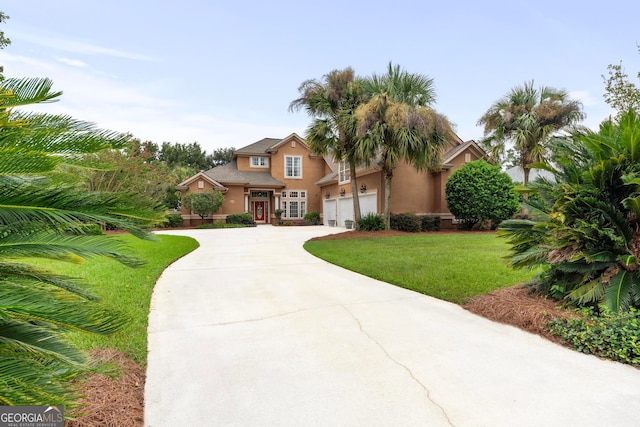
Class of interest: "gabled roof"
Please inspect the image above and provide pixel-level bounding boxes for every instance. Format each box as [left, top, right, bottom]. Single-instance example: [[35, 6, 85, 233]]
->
[[265, 133, 309, 153], [443, 140, 486, 164], [177, 171, 226, 190], [202, 160, 285, 187], [233, 138, 282, 157], [232, 133, 309, 158]]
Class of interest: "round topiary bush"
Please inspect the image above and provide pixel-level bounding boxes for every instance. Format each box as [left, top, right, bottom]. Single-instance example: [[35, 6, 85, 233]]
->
[[445, 160, 519, 229]]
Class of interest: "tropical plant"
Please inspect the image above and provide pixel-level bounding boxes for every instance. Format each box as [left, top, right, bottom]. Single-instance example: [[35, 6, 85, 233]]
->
[[357, 213, 385, 231], [182, 190, 224, 224], [0, 76, 166, 407], [445, 160, 520, 229], [356, 63, 454, 229], [499, 110, 640, 312], [477, 80, 585, 188], [290, 68, 366, 225]]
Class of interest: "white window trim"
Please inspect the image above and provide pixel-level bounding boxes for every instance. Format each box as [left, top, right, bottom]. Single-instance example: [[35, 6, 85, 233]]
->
[[284, 155, 302, 179], [281, 189, 307, 219], [338, 161, 351, 184], [250, 156, 269, 168]]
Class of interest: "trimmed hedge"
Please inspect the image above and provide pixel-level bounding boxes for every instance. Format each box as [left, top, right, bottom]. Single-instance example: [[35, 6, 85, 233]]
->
[[421, 215, 441, 231], [226, 213, 253, 224], [390, 213, 422, 232]]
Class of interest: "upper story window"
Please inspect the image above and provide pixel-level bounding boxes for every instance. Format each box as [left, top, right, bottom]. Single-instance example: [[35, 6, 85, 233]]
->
[[251, 156, 269, 168], [284, 156, 302, 178], [338, 161, 351, 184]]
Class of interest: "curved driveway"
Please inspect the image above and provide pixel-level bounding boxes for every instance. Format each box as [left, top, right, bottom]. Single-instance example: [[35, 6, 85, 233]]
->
[[145, 226, 640, 427]]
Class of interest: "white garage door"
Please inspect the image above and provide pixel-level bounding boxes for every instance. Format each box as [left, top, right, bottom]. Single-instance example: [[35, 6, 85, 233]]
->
[[336, 193, 377, 227], [360, 193, 377, 216], [323, 199, 337, 226]]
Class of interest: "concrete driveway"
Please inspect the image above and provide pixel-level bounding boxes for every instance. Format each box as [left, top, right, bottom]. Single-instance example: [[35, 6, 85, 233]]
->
[[145, 226, 640, 427]]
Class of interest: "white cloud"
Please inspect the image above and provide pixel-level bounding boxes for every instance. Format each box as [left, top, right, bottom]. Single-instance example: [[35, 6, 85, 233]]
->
[[54, 56, 88, 68], [12, 29, 154, 61], [0, 50, 304, 153]]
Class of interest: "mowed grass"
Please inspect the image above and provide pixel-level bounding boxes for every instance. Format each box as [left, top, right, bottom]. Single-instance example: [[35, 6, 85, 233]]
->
[[24, 234, 199, 367], [304, 233, 535, 304]]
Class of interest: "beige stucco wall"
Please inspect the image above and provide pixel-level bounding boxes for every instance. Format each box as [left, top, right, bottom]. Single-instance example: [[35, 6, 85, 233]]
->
[[219, 186, 246, 215], [317, 147, 484, 219], [270, 140, 327, 215], [236, 156, 252, 172]]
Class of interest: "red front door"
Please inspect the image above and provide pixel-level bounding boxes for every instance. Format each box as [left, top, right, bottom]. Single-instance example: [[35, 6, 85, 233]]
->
[[254, 201, 265, 222]]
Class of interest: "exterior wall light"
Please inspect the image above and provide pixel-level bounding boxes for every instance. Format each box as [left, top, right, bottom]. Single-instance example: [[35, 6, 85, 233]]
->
[[340, 188, 346, 197], [360, 184, 367, 193], [325, 191, 330, 199]]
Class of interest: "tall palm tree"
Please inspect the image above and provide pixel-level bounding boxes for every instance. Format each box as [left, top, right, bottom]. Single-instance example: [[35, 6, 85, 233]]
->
[[356, 63, 454, 229], [0, 77, 165, 407], [477, 80, 585, 188], [289, 68, 366, 224]]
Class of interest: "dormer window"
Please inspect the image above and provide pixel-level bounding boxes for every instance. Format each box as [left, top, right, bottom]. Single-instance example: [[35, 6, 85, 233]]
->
[[251, 156, 269, 168]]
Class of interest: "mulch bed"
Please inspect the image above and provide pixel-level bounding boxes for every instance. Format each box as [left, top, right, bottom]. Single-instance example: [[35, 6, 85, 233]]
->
[[67, 228, 573, 426], [66, 349, 145, 427]]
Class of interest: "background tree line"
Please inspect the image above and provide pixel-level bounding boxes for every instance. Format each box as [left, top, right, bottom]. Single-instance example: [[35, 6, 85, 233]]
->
[[79, 138, 234, 210]]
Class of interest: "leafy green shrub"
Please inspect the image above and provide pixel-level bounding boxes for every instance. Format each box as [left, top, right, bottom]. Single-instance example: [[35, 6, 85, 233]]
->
[[303, 211, 321, 225], [357, 213, 385, 231], [274, 208, 283, 220], [166, 213, 184, 227], [548, 308, 640, 366], [226, 213, 253, 224], [445, 160, 519, 229], [420, 215, 441, 231], [390, 213, 421, 232]]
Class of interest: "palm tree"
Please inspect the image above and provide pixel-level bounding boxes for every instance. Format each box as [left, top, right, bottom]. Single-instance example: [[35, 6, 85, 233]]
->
[[289, 68, 366, 224], [477, 80, 585, 188], [0, 77, 165, 407], [356, 63, 454, 229]]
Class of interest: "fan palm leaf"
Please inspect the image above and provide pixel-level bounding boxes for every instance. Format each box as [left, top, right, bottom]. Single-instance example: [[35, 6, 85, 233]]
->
[[0, 75, 165, 406], [356, 63, 453, 228]]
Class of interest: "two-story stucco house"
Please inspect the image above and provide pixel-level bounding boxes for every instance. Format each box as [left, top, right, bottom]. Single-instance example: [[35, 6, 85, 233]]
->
[[176, 132, 485, 227], [176, 133, 330, 226]]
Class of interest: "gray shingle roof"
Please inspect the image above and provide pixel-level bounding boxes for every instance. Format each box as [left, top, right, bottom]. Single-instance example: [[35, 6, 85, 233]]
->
[[234, 138, 281, 156], [203, 160, 285, 187]]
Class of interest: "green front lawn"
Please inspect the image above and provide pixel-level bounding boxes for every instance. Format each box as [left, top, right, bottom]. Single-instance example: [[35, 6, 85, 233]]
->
[[25, 234, 199, 366], [304, 232, 534, 304]]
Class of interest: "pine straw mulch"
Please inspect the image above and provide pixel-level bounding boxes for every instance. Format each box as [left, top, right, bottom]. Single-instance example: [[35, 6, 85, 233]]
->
[[66, 349, 145, 427], [67, 228, 575, 426]]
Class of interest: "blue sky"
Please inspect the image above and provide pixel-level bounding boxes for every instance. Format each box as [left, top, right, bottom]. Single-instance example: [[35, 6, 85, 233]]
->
[[1, 1, 639, 153]]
